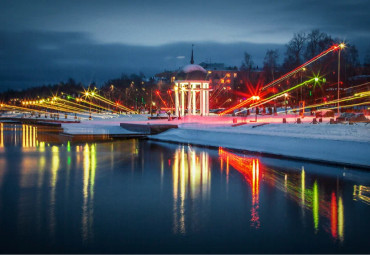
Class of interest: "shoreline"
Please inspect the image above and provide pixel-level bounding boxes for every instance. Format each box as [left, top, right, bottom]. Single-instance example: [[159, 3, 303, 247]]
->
[[150, 128, 370, 170]]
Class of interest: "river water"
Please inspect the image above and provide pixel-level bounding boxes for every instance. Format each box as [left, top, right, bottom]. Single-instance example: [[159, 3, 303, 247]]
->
[[0, 123, 369, 253]]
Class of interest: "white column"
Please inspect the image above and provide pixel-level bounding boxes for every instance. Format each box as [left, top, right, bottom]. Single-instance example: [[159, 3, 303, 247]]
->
[[181, 84, 185, 117], [192, 84, 196, 115], [188, 83, 192, 115], [200, 84, 203, 116], [175, 84, 179, 116], [205, 83, 209, 116], [202, 83, 206, 115]]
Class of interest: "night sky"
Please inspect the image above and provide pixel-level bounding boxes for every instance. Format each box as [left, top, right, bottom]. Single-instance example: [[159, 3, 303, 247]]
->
[[1, 0, 369, 91]]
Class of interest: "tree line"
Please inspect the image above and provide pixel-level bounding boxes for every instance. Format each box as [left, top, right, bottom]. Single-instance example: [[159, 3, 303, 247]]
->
[[241, 29, 368, 84]]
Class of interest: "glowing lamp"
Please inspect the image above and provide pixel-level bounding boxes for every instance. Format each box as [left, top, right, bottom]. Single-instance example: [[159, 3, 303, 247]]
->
[[91, 92, 95, 96], [314, 77, 319, 82], [339, 43, 345, 49]]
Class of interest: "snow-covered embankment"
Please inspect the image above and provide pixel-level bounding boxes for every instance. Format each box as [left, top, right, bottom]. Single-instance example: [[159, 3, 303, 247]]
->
[[151, 123, 370, 168]]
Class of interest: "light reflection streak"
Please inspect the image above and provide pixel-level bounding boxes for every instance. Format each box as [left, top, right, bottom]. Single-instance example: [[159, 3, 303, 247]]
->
[[331, 192, 338, 239], [21, 124, 38, 150], [313, 181, 319, 232], [172, 146, 210, 235], [338, 196, 344, 242], [49, 145, 60, 238], [82, 143, 97, 241], [219, 148, 260, 228], [219, 148, 348, 241], [301, 168, 305, 208], [353, 185, 370, 205]]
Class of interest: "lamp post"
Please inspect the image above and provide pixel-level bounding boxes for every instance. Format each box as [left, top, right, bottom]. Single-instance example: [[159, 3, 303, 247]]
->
[[337, 48, 341, 116], [338, 43, 345, 116]]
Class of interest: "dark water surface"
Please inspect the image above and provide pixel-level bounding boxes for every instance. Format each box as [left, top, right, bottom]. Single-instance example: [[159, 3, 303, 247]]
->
[[0, 123, 369, 253]]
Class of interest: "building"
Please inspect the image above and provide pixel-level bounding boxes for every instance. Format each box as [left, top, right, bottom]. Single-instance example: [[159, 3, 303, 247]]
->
[[174, 48, 211, 116]]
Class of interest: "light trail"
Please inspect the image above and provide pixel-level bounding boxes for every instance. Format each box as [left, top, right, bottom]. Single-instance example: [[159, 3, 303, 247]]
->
[[44, 101, 87, 113], [87, 92, 135, 113], [221, 44, 344, 115], [155, 91, 168, 107], [278, 92, 370, 114], [57, 98, 93, 112], [36, 101, 91, 116], [1, 103, 48, 114], [220, 78, 316, 115], [77, 98, 115, 112], [343, 82, 370, 91], [261, 44, 343, 91]]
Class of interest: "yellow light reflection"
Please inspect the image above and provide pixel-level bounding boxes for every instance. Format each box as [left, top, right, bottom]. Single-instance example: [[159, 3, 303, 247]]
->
[[172, 146, 210, 235], [39, 142, 45, 152], [353, 185, 370, 205], [338, 196, 344, 242], [301, 167, 305, 208], [49, 145, 59, 237], [50, 146, 59, 187], [313, 181, 319, 232], [82, 143, 96, 241]]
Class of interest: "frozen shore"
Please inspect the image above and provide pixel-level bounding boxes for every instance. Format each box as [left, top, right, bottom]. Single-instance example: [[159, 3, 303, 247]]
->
[[151, 120, 370, 168]]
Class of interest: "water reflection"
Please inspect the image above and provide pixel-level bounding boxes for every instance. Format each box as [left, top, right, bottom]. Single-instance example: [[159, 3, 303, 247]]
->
[[0, 123, 139, 246], [0, 124, 369, 253], [219, 148, 260, 228], [22, 124, 38, 149], [49, 145, 59, 238], [82, 143, 96, 241], [219, 148, 346, 241], [172, 146, 210, 235], [353, 185, 370, 205]]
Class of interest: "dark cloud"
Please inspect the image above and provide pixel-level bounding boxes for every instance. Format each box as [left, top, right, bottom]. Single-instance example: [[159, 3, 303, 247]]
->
[[0, 30, 284, 91], [0, 0, 369, 91]]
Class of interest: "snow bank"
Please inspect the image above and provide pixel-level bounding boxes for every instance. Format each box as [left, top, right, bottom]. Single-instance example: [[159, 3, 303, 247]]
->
[[61, 115, 147, 134], [152, 124, 370, 168]]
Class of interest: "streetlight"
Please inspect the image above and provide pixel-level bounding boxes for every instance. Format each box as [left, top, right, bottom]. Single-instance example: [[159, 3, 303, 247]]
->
[[337, 43, 345, 116]]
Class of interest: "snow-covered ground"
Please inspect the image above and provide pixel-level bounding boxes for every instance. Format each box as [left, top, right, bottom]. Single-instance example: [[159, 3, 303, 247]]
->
[[151, 119, 370, 167]]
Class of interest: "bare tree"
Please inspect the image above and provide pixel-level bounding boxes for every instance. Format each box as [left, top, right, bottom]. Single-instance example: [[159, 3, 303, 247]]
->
[[283, 32, 306, 70], [240, 52, 254, 71], [305, 29, 333, 60], [263, 49, 279, 82]]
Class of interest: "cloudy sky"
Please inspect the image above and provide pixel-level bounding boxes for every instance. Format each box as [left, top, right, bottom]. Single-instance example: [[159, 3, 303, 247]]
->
[[0, 0, 369, 90]]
